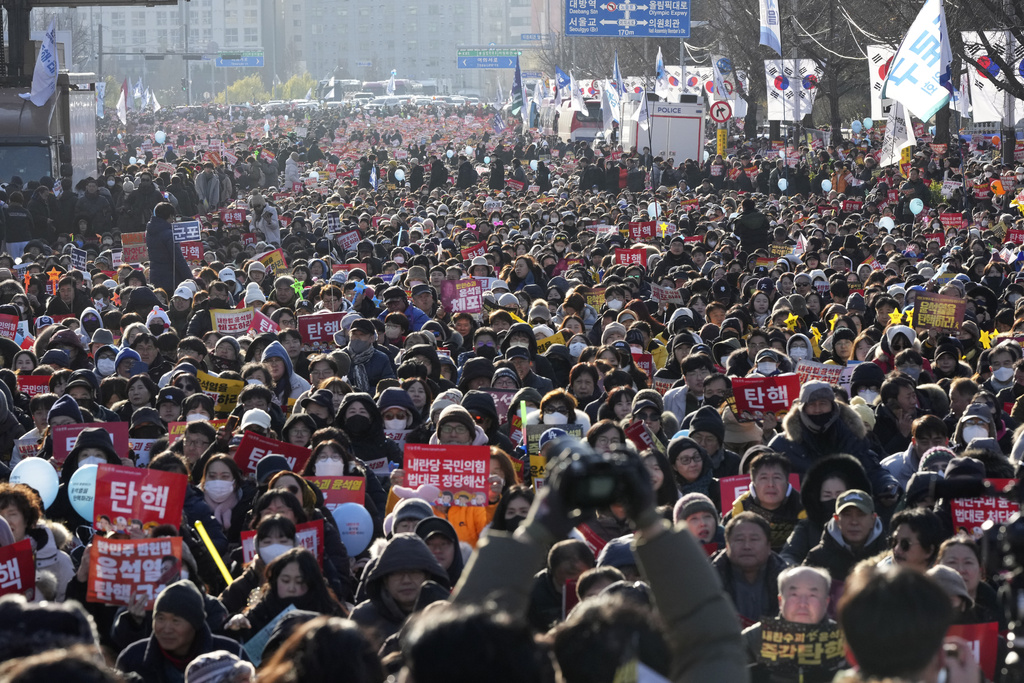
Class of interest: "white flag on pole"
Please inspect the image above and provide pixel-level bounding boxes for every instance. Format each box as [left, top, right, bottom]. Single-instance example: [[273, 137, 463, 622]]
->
[[116, 79, 128, 124], [878, 100, 914, 168], [632, 90, 650, 130], [881, 0, 953, 120], [569, 72, 587, 114], [655, 47, 671, 99], [759, 0, 782, 56], [20, 19, 58, 107]]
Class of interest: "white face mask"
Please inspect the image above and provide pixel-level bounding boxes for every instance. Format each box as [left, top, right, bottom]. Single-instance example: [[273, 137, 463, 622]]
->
[[79, 456, 106, 467], [756, 362, 777, 375], [607, 299, 623, 310], [315, 460, 346, 477], [384, 418, 407, 430], [789, 347, 808, 360], [993, 367, 1014, 383], [203, 480, 234, 503], [394, 256, 405, 264], [858, 389, 879, 404], [961, 425, 989, 443], [569, 342, 588, 357], [543, 411, 569, 425], [97, 358, 116, 376], [258, 543, 294, 565]]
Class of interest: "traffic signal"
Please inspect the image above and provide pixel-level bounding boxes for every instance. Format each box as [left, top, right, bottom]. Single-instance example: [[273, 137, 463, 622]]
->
[[181, 78, 187, 92]]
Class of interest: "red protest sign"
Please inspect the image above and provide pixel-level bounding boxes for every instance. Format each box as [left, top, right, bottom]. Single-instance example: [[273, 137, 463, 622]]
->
[[1007, 229, 1024, 245], [460, 241, 487, 261], [628, 220, 656, 240], [52, 423, 130, 466], [297, 312, 345, 349], [336, 230, 361, 251], [220, 208, 247, 226], [305, 476, 366, 507], [0, 540, 34, 597], [624, 420, 659, 453], [614, 248, 647, 266], [404, 443, 489, 507], [93, 465, 187, 533], [331, 263, 368, 274], [718, 473, 802, 514], [16, 375, 51, 397], [922, 232, 945, 247], [506, 179, 525, 192], [121, 232, 148, 265], [241, 519, 324, 565], [631, 352, 654, 379], [940, 212, 965, 230], [947, 622, 998, 681], [485, 389, 516, 425], [440, 279, 483, 314], [87, 536, 182, 608], [949, 479, 1017, 537], [841, 199, 863, 212], [179, 241, 204, 265], [732, 374, 801, 416], [233, 432, 312, 475], [0, 313, 17, 340], [241, 232, 257, 247], [248, 309, 279, 334]]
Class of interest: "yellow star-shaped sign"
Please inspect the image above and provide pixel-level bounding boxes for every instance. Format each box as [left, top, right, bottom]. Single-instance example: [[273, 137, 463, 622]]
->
[[46, 267, 61, 284], [785, 312, 801, 331], [889, 310, 905, 325], [980, 329, 993, 350]]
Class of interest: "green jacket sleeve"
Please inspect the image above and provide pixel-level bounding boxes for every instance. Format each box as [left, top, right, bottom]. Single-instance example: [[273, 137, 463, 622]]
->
[[634, 522, 751, 683]]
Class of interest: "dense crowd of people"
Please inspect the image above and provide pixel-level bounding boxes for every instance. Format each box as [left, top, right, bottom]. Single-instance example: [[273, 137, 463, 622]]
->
[[0, 100, 1016, 683]]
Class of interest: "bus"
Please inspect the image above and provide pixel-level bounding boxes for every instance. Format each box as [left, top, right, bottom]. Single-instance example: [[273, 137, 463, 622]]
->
[[539, 99, 603, 143]]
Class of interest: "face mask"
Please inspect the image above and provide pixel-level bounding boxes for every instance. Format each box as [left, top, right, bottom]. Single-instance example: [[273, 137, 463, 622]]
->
[[203, 480, 234, 503], [858, 389, 879, 404], [79, 456, 106, 467], [345, 414, 371, 436], [510, 340, 530, 349], [505, 515, 526, 533], [347, 339, 372, 355], [259, 543, 293, 565], [757, 362, 777, 375], [707, 239, 717, 247], [607, 299, 623, 310], [790, 347, 808, 360], [543, 411, 569, 425], [394, 256, 405, 264], [898, 367, 921, 381], [807, 411, 834, 428], [961, 425, 989, 443], [705, 394, 725, 408], [384, 418, 407, 430], [993, 366, 1014, 383], [97, 358, 116, 376], [569, 342, 587, 357], [1010, 295, 1022, 305], [315, 460, 346, 476], [107, 179, 115, 187]]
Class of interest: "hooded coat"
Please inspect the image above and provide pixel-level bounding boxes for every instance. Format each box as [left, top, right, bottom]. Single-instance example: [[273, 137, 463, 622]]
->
[[146, 213, 193, 294], [768, 402, 899, 498], [49, 428, 122, 530], [336, 392, 403, 476], [460, 390, 516, 453], [350, 534, 449, 643], [498, 323, 555, 393], [780, 454, 871, 566], [261, 341, 311, 406]]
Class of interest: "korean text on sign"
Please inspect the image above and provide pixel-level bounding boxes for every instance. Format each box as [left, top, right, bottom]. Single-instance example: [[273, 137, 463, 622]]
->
[[404, 444, 490, 506], [0, 540, 34, 597], [757, 617, 845, 671], [88, 537, 182, 608], [305, 476, 366, 508], [93, 465, 188, 533], [912, 291, 966, 334], [440, 279, 483, 314], [196, 370, 245, 416], [298, 312, 344, 349], [233, 432, 312, 475], [732, 374, 801, 416], [241, 519, 324, 565], [53, 422, 130, 466], [950, 479, 1017, 537], [210, 307, 254, 335], [614, 248, 647, 266]]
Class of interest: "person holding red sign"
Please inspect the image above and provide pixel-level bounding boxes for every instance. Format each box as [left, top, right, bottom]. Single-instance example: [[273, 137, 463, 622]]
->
[[0, 483, 73, 602]]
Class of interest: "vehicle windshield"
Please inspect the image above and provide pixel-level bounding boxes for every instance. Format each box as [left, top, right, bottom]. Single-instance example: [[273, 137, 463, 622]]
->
[[0, 144, 51, 182]]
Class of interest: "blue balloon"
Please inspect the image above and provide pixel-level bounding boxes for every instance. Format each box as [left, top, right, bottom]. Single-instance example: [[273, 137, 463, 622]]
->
[[68, 463, 98, 519], [12, 458, 59, 509], [154, 131, 166, 145], [851, 121, 863, 133], [863, 118, 874, 130], [333, 503, 373, 556], [909, 198, 924, 215], [484, 156, 491, 164]]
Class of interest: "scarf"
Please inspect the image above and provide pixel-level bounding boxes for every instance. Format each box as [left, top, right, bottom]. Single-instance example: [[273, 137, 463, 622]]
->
[[348, 344, 376, 393], [204, 491, 237, 532], [677, 463, 715, 498]]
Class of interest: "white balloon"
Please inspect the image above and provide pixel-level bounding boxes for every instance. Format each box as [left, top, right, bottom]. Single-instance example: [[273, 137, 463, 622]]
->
[[154, 131, 166, 144], [69, 464, 99, 520], [530, 160, 538, 171], [333, 503, 373, 555], [778, 178, 788, 191], [129, 157, 137, 165], [308, 170, 319, 180], [11, 458, 59, 509], [821, 179, 833, 192], [878, 216, 895, 231], [647, 201, 662, 218], [395, 169, 406, 181], [465, 146, 474, 156], [446, 149, 454, 159]]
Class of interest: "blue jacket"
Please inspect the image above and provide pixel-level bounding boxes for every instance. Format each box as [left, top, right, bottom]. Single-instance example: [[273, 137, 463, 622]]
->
[[261, 340, 310, 404], [377, 302, 430, 331], [145, 215, 192, 293]]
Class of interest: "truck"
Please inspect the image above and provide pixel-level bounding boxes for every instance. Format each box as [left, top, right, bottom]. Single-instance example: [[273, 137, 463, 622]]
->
[[539, 99, 603, 143], [0, 70, 97, 185], [621, 95, 705, 162]]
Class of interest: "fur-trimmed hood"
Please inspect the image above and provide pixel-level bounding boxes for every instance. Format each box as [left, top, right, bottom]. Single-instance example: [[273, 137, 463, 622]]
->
[[782, 401, 867, 443]]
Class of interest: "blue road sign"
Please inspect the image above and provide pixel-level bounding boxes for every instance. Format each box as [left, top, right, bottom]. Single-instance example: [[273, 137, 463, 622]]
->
[[457, 56, 518, 69], [216, 54, 264, 67], [565, 0, 690, 38]]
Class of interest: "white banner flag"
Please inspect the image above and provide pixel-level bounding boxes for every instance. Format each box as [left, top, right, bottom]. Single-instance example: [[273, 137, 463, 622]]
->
[[879, 101, 914, 168], [20, 19, 58, 107], [867, 45, 896, 121], [881, 0, 953, 120], [764, 59, 820, 121], [759, 0, 783, 56]]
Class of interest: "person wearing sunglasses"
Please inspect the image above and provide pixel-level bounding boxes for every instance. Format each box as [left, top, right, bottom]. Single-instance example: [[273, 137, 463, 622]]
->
[[888, 507, 945, 573]]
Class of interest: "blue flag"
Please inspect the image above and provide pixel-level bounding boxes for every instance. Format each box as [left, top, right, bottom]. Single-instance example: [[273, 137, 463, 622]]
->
[[555, 67, 571, 90], [613, 51, 626, 96]]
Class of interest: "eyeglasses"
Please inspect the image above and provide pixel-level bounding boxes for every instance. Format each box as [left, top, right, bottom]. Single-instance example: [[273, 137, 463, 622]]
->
[[594, 436, 622, 448], [545, 406, 569, 415], [439, 424, 469, 437], [890, 536, 919, 552], [638, 412, 661, 422], [317, 452, 344, 462], [675, 455, 702, 466]]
